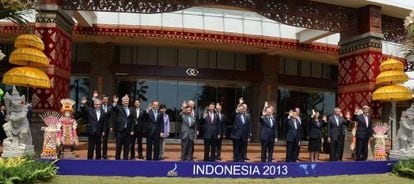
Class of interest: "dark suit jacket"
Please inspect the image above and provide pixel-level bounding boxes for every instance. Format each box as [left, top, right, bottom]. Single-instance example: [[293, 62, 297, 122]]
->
[[131, 107, 147, 133], [202, 112, 221, 139], [353, 114, 373, 139], [217, 112, 225, 136], [146, 109, 164, 137], [259, 115, 278, 141], [285, 117, 301, 142], [230, 113, 250, 140], [308, 119, 324, 139], [101, 103, 113, 131], [112, 105, 134, 133], [82, 106, 105, 135], [327, 115, 350, 140]]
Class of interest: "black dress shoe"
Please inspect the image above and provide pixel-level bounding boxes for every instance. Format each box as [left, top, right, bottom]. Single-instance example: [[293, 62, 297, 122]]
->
[[138, 156, 144, 159], [244, 157, 250, 160], [216, 157, 222, 160]]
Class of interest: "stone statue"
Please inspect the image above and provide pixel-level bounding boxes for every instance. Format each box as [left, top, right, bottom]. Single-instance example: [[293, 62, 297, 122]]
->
[[390, 104, 414, 159], [1, 87, 34, 157]]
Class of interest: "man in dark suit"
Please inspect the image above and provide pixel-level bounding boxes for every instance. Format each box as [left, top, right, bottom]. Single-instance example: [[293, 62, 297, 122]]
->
[[231, 103, 251, 162], [285, 110, 301, 162], [145, 100, 164, 161], [101, 95, 113, 159], [294, 107, 303, 161], [202, 102, 221, 161], [215, 103, 225, 160], [327, 107, 351, 161], [112, 95, 134, 160], [260, 104, 278, 162], [81, 98, 105, 160], [353, 106, 373, 161], [130, 99, 147, 160], [180, 105, 197, 161]]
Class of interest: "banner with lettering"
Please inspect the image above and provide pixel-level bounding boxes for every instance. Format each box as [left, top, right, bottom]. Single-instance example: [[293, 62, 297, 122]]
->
[[56, 160, 396, 178]]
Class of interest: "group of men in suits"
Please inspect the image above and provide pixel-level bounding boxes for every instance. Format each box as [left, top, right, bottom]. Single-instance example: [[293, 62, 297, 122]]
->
[[326, 106, 373, 161], [180, 101, 226, 161], [81, 92, 166, 161]]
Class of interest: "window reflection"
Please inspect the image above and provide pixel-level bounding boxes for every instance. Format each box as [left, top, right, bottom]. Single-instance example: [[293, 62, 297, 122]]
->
[[116, 79, 249, 139]]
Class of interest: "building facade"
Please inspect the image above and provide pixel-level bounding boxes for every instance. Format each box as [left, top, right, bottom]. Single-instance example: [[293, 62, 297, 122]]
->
[[0, 0, 411, 143]]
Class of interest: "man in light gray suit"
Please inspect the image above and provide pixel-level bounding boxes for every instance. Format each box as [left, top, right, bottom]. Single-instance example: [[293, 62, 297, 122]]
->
[[181, 105, 198, 161]]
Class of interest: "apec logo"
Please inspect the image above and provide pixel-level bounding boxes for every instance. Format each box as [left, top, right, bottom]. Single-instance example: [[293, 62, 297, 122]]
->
[[167, 163, 178, 177], [186, 68, 199, 76]]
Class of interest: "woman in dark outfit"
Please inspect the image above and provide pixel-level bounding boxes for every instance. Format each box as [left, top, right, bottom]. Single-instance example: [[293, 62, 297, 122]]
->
[[308, 110, 326, 162]]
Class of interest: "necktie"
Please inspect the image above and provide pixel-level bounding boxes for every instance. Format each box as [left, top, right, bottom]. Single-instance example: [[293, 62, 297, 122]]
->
[[137, 109, 140, 119], [188, 117, 192, 127], [125, 107, 129, 117], [294, 119, 297, 130], [96, 110, 100, 121], [364, 115, 369, 127], [210, 112, 214, 123], [103, 105, 107, 113], [335, 116, 339, 126], [154, 110, 158, 121], [317, 120, 320, 127], [269, 116, 273, 127], [241, 114, 245, 124]]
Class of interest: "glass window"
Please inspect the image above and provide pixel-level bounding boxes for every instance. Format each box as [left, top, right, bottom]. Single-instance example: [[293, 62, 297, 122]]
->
[[119, 46, 132, 64], [208, 51, 217, 69], [158, 47, 177, 66], [197, 50, 209, 68], [217, 51, 234, 70], [323, 64, 332, 79], [284, 58, 298, 75], [138, 47, 157, 65], [311, 62, 323, 78], [300, 61, 311, 77], [70, 76, 90, 112], [136, 80, 158, 109], [178, 48, 197, 67], [235, 53, 247, 71]]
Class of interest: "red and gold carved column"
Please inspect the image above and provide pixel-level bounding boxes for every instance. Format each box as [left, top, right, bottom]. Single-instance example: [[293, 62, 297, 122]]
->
[[338, 5, 382, 119], [32, 5, 73, 112]]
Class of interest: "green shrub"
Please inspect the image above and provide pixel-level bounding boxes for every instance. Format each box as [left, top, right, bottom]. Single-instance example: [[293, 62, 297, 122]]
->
[[392, 158, 414, 179], [0, 156, 58, 184]]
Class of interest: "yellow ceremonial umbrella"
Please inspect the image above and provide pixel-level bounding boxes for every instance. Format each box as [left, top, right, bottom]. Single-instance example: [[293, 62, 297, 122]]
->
[[3, 67, 50, 88], [9, 47, 48, 67], [375, 70, 409, 85], [14, 34, 45, 51], [373, 58, 413, 148], [372, 85, 413, 101], [379, 58, 405, 72]]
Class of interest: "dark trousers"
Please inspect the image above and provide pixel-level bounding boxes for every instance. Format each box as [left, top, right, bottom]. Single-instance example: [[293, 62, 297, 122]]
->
[[102, 128, 110, 159], [244, 141, 248, 159], [330, 136, 345, 161], [233, 138, 247, 162], [115, 131, 130, 160], [215, 138, 223, 158], [181, 137, 194, 161], [295, 144, 300, 160], [355, 138, 369, 161], [286, 140, 298, 162], [87, 132, 102, 160], [204, 138, 217, 161], [130, 132, 144, 159], [146, 134, 161, 160], [261, 140, 275, 162]]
